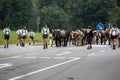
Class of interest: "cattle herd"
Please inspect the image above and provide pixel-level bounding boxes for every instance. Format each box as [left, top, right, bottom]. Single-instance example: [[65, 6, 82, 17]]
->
[[50, 28, 120, 48]]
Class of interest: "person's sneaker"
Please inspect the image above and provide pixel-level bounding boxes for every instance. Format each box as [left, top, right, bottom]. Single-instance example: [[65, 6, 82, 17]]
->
[[43, 45, 45, 49], [4, 45, 6, 48], [7, 44, 9, 48], [87, 46, 90, 49]]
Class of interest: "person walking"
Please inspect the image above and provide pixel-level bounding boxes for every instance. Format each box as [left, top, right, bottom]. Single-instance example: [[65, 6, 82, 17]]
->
[[41, 24, 50, 49], [16, 27, 22, 46], [109, 24, 119, 49], [21, 26, 28, 47], [29, 29, 35, 45], [3, 26, 11, 48], [86, 26, 93, 49]]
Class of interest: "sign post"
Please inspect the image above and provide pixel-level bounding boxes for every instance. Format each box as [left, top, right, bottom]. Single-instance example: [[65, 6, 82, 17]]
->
[[37, 16, 40, 32]]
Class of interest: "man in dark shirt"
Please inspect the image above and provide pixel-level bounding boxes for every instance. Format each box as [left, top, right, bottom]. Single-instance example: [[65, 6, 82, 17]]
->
[[87, 26, 93, 49]]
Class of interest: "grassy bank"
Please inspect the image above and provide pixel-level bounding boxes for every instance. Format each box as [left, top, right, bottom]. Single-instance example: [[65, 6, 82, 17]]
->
[[0, 30, 43, 45]]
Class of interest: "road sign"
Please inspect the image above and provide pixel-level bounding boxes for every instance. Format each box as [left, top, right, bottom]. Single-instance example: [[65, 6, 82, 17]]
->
[[96, 23, 104, 31], [37, 16, 40, 25]]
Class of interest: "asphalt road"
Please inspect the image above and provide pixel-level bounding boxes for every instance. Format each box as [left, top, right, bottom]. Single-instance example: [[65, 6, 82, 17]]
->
[[0, 44, 120, 80]]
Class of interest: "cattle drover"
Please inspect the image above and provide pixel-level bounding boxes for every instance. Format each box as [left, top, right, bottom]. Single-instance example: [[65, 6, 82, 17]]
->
[[16, 27, 22, 46], [29, 29, 35, 45], [21, 26, 28, 47], [86, 26, 93, 49], [41, 24, 50, 49], [109, 24, 119, 49], [3, 26, 11, 48]]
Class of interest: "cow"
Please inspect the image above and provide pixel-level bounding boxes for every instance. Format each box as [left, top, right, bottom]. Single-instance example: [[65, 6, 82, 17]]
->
[[51, 29, 70, 47]]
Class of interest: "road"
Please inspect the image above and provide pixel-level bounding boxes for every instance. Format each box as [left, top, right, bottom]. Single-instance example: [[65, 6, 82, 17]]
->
[[0, 44, 120, 80]]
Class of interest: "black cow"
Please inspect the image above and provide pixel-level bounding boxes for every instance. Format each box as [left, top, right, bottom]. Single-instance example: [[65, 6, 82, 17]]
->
[[51, 29, 70, 47]]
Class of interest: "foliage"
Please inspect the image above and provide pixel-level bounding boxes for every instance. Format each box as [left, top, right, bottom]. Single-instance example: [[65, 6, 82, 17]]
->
[[0, 0, 120, 31], [108, 6, 120, 26], [39, 4, 71, 30]]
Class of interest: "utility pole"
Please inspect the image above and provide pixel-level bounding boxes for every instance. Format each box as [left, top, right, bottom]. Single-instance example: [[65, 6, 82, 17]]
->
[[37, 16, 40, 32]]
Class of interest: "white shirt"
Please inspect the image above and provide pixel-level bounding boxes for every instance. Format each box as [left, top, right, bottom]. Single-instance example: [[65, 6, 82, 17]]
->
[[109, 28, 119, 36], [22, 29, 28, 36], [16, 29, 22, 35], [29, 31, 35, 37], [3, 28, 11, 35], [41, 27, 49, 35]]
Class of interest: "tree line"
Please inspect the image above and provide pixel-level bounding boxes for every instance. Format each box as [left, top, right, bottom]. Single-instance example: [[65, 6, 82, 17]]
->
[[0, 0, 120, 31]]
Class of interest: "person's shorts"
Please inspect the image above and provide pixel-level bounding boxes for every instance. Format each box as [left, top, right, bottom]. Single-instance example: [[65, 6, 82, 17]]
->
[[22, 36, 26, 39], [43, 34, 48, 39], [18, 35, 21, 39], [4, 35, 10, 40], [30, 36, 34, 40], [111, 35, 118, 40]]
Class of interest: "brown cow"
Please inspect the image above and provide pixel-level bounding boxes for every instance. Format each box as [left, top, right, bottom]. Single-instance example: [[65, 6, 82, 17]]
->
[[104, 28, 111, 45]]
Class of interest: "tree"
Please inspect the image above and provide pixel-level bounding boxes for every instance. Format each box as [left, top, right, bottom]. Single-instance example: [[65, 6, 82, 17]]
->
[[0, 0, 120, 30], [70, 0, 116, 29], [39, 4, 71, 30], [1, 0, 32, 29]]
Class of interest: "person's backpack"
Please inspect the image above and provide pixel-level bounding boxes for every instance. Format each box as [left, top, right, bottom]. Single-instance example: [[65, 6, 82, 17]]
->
[[111, 29, 118, 36]]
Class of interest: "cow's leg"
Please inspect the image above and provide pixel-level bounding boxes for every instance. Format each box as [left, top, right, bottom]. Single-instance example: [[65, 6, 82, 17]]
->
[[109, 38, 111, 45], [101, 36, 103, 45], [55, 39, 58, 47], [51, 39, 53, 47], [118, 37, 120, 47]]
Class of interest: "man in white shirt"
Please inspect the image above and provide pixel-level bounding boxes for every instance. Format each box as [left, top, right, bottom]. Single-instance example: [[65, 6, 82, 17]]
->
[[21, 26, 28, 47], [16, 27, 23, 46], [109, 24, 119, 49], [29, 29, 35, 45], [3, 26, 11, 48], [41, 24, 50, 49]]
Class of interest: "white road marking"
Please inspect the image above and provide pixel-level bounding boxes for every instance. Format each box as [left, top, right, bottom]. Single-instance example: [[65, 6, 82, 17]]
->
[[24, 57, 37, 59], [88, 53, 96, 56], [9, 58, 80, 80], [10, 55, 23, 58], [25, 53, 39, 56], [54, 57, 66, 59], [0, 63, 13, 69], [0, 53, 40, 60], [99, 50, 105, 53], [8, 56, 83, 59], [0, 55, 24, 60], [0, 45, 108, 61], [39, 57, 52, 59], [56, 51, 71, 56], [66, 47, 75, 50], [10, 56, 52, 59], [68, 57, 81, 59], [92, 45, 108, 47]]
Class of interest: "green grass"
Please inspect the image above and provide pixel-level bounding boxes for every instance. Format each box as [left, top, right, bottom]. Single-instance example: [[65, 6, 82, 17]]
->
[[0, 30, 43, 45]]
